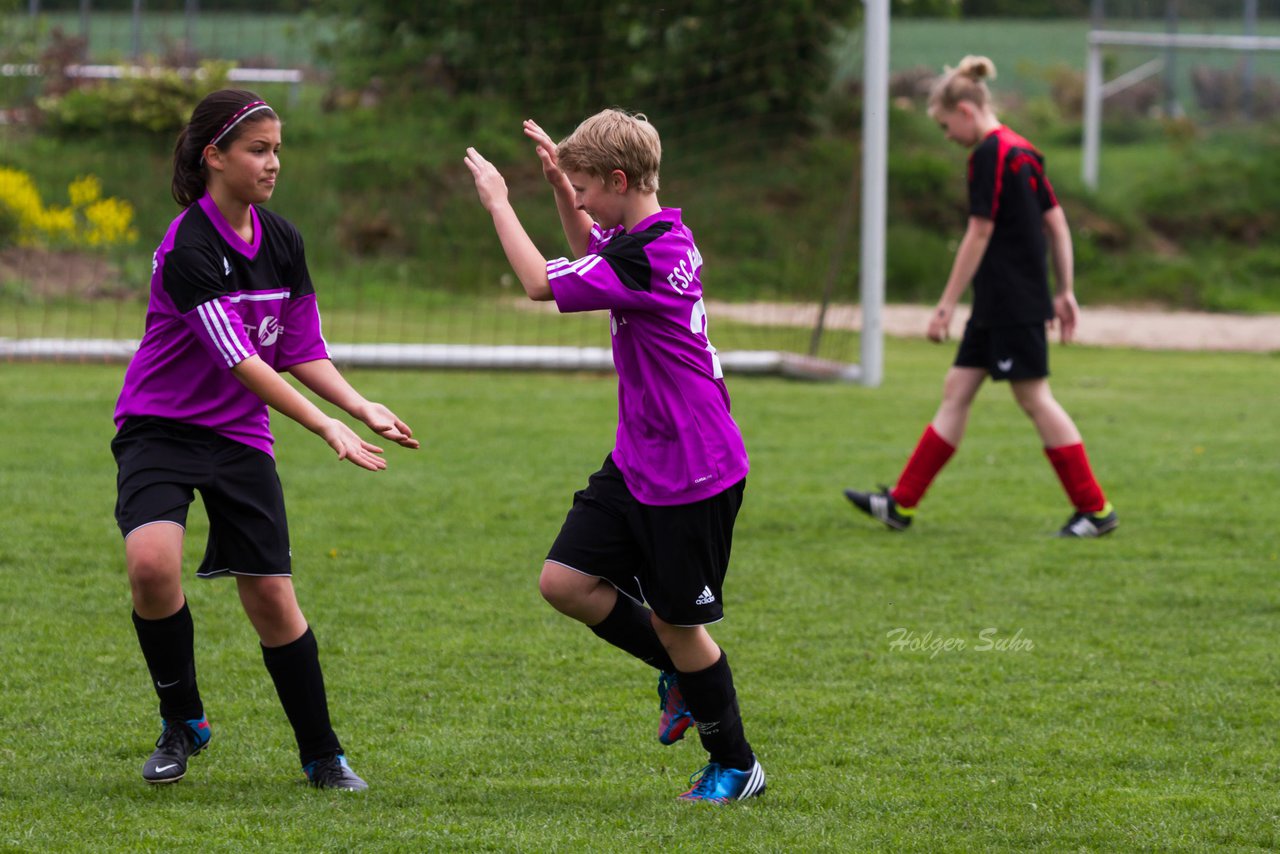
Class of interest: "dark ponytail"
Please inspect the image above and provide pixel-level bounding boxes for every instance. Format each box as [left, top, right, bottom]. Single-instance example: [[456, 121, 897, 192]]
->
[[172, 88, 279, 207]]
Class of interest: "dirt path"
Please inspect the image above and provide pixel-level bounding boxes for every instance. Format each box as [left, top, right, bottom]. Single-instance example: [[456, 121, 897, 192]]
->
[[708, 302, 1280, 353]]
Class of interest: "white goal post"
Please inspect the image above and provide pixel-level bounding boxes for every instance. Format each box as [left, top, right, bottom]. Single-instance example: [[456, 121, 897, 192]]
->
[[1082, 28, 1280, 190], [859, 0, 888, 387]]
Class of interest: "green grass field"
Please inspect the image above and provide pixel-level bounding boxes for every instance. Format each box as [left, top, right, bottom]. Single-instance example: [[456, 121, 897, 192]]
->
[[2, 335, 1278, 851]]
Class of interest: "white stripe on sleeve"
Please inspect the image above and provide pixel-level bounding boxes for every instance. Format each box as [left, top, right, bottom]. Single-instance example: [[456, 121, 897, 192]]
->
[[547, 255, 603, 281], [196, 302, 236, 366], [211, 300, 252, 362]]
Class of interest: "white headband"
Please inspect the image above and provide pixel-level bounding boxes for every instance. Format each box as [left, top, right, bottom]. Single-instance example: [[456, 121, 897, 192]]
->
[[201, 101, 273, 163]]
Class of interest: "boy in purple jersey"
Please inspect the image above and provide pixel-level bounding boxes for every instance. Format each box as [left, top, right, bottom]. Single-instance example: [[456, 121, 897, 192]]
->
[[112, 89, 418, 790], [464, 110, 765, 804], [844, 56, 1116, 538]]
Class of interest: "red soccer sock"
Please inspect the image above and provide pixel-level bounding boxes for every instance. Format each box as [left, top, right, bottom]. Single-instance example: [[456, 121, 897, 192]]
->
[[890, 425, 956, 509], [1045, 442, 1106, 513]]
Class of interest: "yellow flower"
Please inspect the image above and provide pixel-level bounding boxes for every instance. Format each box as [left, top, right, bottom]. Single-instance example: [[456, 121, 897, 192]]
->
[[83, 197, 138, 247], [68, 175, 102, 208], [0, 166, 137, 249]]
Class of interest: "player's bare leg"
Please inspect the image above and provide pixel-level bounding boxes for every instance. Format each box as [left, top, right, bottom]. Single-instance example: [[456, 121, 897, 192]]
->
[[1010, 378, 1081, 448], [235, 575, 307, 647], [126, 522, 185, 619], [931, 365, 987, 445], [538, 560, 617, 624]]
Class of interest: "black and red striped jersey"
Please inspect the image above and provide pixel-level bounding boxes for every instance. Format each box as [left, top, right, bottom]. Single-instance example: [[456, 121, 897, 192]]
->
[[967, 125, 1058, 327]]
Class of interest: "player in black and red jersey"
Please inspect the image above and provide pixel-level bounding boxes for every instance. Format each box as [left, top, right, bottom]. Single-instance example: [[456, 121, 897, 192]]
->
[[845, 56, 1117, 538]]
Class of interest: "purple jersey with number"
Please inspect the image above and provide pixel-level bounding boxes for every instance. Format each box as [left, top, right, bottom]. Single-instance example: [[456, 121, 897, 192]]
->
[[547, 208, 749, 505], [113, 194, 330, 456]]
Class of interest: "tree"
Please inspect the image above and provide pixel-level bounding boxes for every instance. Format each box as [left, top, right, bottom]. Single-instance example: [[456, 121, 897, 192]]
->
[[315, 0, 853, 131]]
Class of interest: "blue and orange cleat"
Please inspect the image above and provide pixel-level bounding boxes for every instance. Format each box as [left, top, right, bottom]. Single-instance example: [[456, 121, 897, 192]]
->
[[657, 671, 695, 745], [677, 758, 767, 803], [142, 715, 211, 784]]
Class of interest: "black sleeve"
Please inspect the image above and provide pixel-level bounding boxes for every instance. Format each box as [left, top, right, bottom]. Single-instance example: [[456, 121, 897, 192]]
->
[[1037, 164, 1058, 212], [162, 243, 227, 314], [598, 234, 653, 292], [968, 139, 998, 219], [285, 222, 315, 298]]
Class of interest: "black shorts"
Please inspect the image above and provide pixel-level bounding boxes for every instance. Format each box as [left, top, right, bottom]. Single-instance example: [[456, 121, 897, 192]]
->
[[954, 320, 1048, 381], [546, 454, 745, 627], [112, 416, 291, 578]]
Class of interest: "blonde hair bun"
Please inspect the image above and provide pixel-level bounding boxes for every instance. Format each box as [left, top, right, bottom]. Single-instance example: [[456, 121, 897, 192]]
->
[[955, 55, 997, 81]]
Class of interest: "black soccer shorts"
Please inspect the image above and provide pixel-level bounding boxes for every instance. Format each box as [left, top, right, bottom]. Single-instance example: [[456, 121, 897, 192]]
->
[[112, 416, 292, 577], [546, 454, 745, 627], [954, 319, 1049, 381]]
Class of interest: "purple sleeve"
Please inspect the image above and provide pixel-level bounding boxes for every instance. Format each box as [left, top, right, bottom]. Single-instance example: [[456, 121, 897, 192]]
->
[[547, 224, 652, 314], [276, 293, 331, 368], [181, 296, 257, 369]]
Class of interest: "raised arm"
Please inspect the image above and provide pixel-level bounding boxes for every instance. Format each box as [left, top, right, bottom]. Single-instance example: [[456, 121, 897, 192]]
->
[[464, 146, 554, 301], [928, 215, 994, 342], [287, 358, 419, 449], [1043, 204, 1078, 344], [231, 355, 388, 470], [524, 119, 593, 258]]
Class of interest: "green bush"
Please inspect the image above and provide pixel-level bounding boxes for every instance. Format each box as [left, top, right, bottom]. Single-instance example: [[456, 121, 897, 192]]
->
[[37, 62, 232, 136], [885, 224, 954, 302], [1137, 130, 1280, 245], [314, 0, 853, 132], [890, 149, 964, 231]]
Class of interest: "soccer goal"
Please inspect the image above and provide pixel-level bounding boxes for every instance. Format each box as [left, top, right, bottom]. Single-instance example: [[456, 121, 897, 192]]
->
[[1082, 21, 1280, 189], [0, 2, 886, 384]]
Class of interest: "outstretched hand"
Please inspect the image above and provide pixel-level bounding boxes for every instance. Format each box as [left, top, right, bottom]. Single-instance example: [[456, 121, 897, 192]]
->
[[356, 401, 420, 450], [1053, 292, 1079, 344], [319, 417, 387, 471], [523, 119, 566, 186], [464, 147, 509, 212]]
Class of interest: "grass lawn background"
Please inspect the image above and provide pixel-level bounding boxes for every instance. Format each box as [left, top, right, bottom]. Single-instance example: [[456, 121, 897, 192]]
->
[[2, 333, 1278, 850]]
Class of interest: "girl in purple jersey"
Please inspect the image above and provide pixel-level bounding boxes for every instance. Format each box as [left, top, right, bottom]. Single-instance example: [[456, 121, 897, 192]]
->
[[464, 110, 765, 804], [845, 56, 1116, 538], [112, 89, 418, 790]]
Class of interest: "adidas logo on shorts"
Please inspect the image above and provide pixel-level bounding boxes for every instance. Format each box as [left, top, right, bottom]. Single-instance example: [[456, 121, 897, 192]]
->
[[695, 586, 716, 606]]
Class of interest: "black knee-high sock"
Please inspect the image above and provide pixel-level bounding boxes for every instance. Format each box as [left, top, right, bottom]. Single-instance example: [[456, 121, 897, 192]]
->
[[132, 602, 203, 721], [261, 627, 342, 766], [678, 650, 754, 771], [589, 595, 676, 673]]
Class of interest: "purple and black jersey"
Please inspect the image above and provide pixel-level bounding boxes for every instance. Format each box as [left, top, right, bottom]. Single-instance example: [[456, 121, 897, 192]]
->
[[967, 125, 1058, 327], [547, 208, 749, 506], [114, 194, 330, 456]]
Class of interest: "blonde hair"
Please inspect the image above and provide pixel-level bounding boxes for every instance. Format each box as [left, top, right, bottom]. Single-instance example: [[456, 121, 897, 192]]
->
[[927, 55, 997, 118], [556, 108, 661, 194]]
